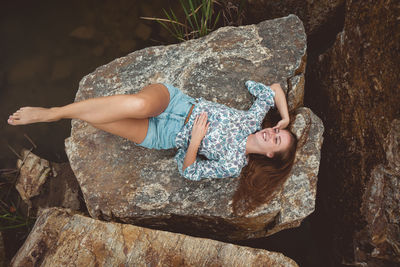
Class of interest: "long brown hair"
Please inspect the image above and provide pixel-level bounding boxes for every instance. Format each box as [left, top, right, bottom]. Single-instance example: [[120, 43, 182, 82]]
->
[[232, 129, 297, 216]]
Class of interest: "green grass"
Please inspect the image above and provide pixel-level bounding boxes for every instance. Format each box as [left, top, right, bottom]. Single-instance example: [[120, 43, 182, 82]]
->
[[0, 169, 36, 231], [141, 0, 221, 42], [0, 213, 34, 231]]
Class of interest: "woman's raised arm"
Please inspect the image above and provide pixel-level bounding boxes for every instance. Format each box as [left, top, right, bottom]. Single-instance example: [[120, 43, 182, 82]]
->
[[270, 83, 290, 129]]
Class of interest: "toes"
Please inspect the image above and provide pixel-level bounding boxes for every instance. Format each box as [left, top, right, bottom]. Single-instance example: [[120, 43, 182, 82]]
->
[[15, 107, 27, 113], [8, 115, 21, 125], [7, 117, 15, 125]]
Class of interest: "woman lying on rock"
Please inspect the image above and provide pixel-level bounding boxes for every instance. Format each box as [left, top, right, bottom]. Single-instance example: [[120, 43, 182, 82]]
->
[[8, 81, 297, 214]]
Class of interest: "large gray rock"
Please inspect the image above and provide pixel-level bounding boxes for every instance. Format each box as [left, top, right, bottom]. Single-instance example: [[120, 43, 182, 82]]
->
[[11, 207, 299, 267], [65, 15, 324, 240]]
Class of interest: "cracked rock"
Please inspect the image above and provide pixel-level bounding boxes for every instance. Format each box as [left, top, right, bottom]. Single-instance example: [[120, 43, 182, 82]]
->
[[65, 15, 324, 240], [11, 207, 299, 267]]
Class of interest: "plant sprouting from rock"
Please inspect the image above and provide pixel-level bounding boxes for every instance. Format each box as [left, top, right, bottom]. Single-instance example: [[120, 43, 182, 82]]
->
[[141, 0, 221, 41]]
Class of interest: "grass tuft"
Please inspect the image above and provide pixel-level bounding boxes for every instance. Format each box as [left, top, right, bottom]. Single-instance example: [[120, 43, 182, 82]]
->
[[141, 0, 221, 42]]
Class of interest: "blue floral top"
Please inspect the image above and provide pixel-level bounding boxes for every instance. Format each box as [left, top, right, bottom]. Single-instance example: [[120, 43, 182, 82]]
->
[[175, 81, 275, 181]]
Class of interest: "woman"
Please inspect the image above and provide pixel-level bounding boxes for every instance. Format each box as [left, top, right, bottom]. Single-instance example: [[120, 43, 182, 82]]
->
[[8, 81, 297, 214]]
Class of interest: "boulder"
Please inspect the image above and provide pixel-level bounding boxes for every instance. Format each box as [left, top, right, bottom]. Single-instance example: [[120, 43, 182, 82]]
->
[[65, 15, 324, 240], [305, 0, 400, 264], [246, 0, 345, 36], [354, 119, 400, 264], [11, 207, 299, 267], [16, 149, 52, 203], [15, 149, 81, 216]]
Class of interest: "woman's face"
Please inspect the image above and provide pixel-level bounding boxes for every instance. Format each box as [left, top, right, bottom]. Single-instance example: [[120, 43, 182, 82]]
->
[[254, 128, 292, 158]]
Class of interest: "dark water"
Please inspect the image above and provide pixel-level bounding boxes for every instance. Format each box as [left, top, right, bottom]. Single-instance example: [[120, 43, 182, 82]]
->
[[1, 1, 328, 266], [1, 0, 178, 168]]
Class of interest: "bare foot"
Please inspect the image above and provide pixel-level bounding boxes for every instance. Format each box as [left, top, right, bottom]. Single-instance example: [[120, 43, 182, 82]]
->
[[7, 107, 57, 125]]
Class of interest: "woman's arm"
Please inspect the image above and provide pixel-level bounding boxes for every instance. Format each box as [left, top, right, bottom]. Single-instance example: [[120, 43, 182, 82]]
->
[[182, 112, 209, 172], [270, 83, 290, 129]]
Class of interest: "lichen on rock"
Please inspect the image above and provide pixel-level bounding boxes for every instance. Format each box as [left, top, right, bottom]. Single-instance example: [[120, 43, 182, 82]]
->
[[65, 15, 324, 240]]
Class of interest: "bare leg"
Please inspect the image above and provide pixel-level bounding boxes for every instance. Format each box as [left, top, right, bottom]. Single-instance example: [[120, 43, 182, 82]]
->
[[91, 118, 149, 144], [7, 84, 170, 125]]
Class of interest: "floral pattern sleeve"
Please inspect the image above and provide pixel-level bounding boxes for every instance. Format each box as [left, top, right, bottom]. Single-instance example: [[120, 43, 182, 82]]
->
[[173, 80, 274, 182], [175, 148, 241, 181], [245, 80, 275, 104], [245, 80, 275, 122]]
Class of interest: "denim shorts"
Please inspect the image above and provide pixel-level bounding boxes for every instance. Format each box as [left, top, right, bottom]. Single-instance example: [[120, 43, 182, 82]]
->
[[138, 83, 195, 150]]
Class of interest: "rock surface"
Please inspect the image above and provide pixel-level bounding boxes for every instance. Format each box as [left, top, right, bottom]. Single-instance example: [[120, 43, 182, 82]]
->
[[11, 207, 299, 267], [65, 15, 324, 240], [16, 150, 52, 203], [246, 0, 344, 35], [306, 0, 400, 265], [354, 119, 400, 264], [15, 149, 81, 216]]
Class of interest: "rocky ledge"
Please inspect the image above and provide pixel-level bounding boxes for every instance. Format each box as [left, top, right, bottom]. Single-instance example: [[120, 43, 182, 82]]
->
[[65, 15, 324, 240], [15, 149, 81, 216], [11, 207, 299, 266]]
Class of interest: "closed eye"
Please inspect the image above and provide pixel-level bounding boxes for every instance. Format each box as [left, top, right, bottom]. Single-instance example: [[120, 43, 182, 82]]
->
[[275, 136, 281, 145]]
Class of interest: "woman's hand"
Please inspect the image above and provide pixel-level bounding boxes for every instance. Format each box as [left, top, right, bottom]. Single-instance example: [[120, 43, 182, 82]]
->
[[273, 118, 290, 130], [183, 112, 210, 172], [191, 112, 210, 144]]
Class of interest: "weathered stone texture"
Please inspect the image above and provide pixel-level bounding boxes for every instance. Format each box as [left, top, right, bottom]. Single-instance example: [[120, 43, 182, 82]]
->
[[246, 0, 344, 35], [354, 119, 400, 264], [65, 15, 323, 240], [306, 0, 400, 265], [11, 207, 299, 267], [16, 149, 51, 202], [15, 149, 81, 216]]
